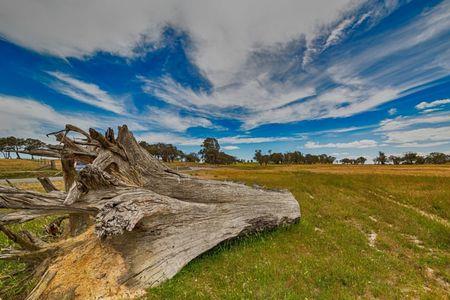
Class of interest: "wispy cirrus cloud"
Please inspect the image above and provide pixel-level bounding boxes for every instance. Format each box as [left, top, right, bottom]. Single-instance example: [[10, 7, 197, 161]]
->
[[378, 113, 450, 132], [47, 72, 216, 133], [140, 75, 315, 117], [1, 0, 449, 160], [0, 94, 144, 140], [138, 132, 302, 147], [223, 145, 239, 150], [48, 71, 127, 114], [383, 126, 450, 148], [219, 135, 301, 144], [304, 139, 378, 149], [144, 106, 214, 132], [377, 112, 450, 148]]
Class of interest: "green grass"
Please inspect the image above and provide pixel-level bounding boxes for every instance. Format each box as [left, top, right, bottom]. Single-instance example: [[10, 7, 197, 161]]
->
[[0, 217, 57, 299], [0, 164, 449, 299], [146, 166, 450, 299]]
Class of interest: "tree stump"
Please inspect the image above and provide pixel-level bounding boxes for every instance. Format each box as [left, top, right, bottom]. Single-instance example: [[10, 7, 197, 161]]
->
[[0, 125, 300, 299]]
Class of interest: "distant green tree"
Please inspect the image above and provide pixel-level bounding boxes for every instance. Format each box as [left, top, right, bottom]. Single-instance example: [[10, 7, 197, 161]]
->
[[425, 152, 449, 164], [402, 152, 420, 165], [355, 156, 367, 164], [388, 155, 402, 165], [0, 137, 11, 159], [4, 136, 26, 159], [374, 151, 387, 165], [184, 152, 200, 163], [269, 152, 284, 164], [340, 158, 352, 164], [254, 150, 264, 165], [24, 138, 47, 159], [216, 152, 237, 164], [199, 138, 220, 164], [139, 141, 184, 162]]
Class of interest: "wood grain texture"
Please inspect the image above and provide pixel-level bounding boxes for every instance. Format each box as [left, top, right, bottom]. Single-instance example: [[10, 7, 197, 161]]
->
[[0, 125, 300, 299]]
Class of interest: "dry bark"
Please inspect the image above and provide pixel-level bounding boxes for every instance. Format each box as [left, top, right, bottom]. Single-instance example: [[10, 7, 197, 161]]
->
[[0, 124, 300, 299], [37, 177, 58, 193]]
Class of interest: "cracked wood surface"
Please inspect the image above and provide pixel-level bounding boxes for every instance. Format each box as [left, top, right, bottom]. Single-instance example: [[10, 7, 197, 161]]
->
[[0, 124, 300, 299]]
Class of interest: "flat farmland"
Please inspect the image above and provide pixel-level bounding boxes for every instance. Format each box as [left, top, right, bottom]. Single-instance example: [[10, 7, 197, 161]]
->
[[0, 163, 449, 299]]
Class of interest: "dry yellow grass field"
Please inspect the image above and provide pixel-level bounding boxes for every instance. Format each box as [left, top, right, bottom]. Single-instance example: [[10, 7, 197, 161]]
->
[[0, 159, 61, 179]]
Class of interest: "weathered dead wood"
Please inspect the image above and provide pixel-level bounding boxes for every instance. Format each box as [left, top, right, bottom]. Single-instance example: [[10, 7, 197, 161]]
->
[[37, 177, 58, 193], [0, 224, 41, 251], [61, 158, 92, 236], [26, 269, 57, 300], [0, 124, 301, 299], [0, 248, 55, 261], [0, 209, 63, 225], [18, 149, 61, 159]]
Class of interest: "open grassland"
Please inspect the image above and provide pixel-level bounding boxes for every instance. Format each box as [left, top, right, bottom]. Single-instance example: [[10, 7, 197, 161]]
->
[[147, 164, 449, 299], [0, 159, 61, 179], [0, 163, 449, 299]]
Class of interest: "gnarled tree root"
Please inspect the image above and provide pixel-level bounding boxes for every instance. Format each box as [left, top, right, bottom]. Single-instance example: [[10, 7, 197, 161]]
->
[[0, 125, 300, 299]]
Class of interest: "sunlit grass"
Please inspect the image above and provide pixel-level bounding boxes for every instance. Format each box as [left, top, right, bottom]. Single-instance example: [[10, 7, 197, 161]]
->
[[0, 158, 61, 179], [0, 161, 448, 299], [147, 165, 450, 299]]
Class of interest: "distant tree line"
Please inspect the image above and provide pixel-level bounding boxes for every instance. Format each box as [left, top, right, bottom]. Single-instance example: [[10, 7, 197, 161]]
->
[[340, 157, 367, 165], [373, 151, 450, 165], [253, 150, 336, 165], [139, 137, 239, 164], [0, 137, 47, 159], [2, 135, 449, 166], [138, 142, 186, 163]]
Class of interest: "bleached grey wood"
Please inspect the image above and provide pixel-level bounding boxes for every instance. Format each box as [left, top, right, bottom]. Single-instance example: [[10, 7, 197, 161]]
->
[[0, 124, 300, 299]]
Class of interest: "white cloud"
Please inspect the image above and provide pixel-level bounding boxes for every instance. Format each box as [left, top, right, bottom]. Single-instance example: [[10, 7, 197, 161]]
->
[[223, 145, 239, 150], [140, 76, 315, 117], [326, 1, 450, 89], [299, 125, 375, 135], [304, 139, 378, 149], [47, 72, 217, 132], [219, 135, 300, 144], [377, 113, 450, 147], [383, 126, 450, 147], [48, 72, 126, 114], [145, 106, 213, 132], [0, 94, 148, 141], [415, 98, 450, 110], [0, 94, 98, 140], [0, 0, 353, 87], [138, 132, 203, 146], [388, 108, 397, 115], [421, 108, 443, 114], [2, 0, 449, 138], [242, 87, 400, 129], [378, 113, 450, 132], [138, 132, 301, 146]]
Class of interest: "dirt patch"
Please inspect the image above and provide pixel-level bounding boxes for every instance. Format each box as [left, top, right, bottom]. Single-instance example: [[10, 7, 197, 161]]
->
[[424, 267, 450, 291], [368, 232, 377, 248]]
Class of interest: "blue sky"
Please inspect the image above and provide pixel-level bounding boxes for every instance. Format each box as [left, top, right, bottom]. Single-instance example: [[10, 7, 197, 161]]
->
[[0, 0, 449, 161]]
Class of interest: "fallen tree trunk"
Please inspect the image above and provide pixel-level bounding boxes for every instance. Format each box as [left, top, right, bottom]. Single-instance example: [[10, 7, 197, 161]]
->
[[0, 124, 300, 299]]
